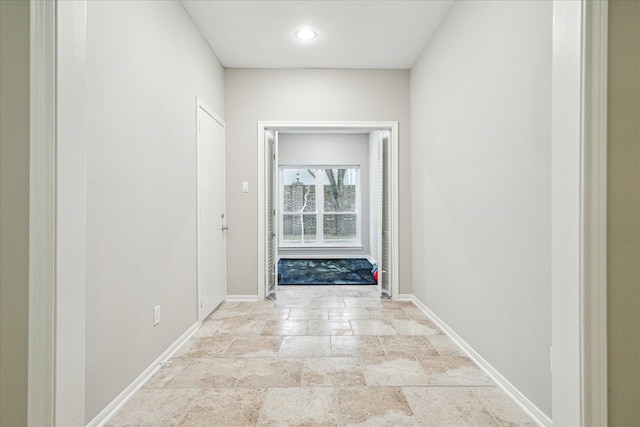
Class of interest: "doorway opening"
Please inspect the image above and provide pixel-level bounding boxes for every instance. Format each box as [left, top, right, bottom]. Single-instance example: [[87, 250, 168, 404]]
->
[[257, 121, 399, 301]]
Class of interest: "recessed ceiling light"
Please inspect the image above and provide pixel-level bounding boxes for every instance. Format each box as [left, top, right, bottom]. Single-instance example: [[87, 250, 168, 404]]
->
[[295, 28, 317, 41]]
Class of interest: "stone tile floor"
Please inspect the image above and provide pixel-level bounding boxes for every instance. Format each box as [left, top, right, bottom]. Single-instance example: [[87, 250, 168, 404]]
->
[[106, 285, 537, 426]]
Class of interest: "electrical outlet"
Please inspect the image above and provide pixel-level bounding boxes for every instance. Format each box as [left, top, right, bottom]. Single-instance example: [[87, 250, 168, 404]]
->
[[154, 305, 160, 326]]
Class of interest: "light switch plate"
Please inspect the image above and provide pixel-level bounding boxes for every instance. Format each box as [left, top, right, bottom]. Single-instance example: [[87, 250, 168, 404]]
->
[[242, 181, 249, 193]]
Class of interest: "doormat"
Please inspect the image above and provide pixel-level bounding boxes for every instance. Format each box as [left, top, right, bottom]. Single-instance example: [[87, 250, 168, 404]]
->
[[278, 258, 376, 285]]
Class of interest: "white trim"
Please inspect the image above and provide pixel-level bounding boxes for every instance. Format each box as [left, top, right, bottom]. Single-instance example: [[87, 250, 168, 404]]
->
[[583, 1, 608, 425], [225, 295, 260, 302], [55, 0, 88, 425], [258, 121, 399, 300], [401, 294, 551, 427], [551, 1, 587, 424], [196, 96, 225, 127], [389, 125, 399, 300], [28, 0, 56, 424], [86, 323, 200, 427]]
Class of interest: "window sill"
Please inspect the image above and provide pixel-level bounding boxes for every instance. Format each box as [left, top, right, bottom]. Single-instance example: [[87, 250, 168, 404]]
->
[[279, 245, 363, 250]]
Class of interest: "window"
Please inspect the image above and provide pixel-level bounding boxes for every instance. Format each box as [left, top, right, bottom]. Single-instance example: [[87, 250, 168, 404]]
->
[[280, 167, 360, 247]]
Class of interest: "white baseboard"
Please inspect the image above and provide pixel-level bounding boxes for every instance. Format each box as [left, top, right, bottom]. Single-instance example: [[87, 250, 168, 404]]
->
[[225, 295, 260, 302], [401, 294, 552, 427], [86, 322, 200, 427]]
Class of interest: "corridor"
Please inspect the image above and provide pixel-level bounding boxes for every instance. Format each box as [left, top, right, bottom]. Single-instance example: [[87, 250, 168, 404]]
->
[[106, 286, 536, 426]]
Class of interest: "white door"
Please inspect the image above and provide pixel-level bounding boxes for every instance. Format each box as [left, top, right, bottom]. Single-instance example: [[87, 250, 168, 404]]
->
[[197, 100, 226, 321]]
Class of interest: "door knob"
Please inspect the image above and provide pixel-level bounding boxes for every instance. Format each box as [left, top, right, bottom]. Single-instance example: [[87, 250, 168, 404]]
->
[[221, 225, 229, 231]]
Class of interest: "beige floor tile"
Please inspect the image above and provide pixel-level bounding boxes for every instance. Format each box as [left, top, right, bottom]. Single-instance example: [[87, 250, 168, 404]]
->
[[248, 307, 291, 320], [329, 307, 408, 320], [167, 358, 245, 388], [257, 387, 338, 426], [249, 300, 277, 310], [106, 388, 200, 427], [236, 357, 304, 387], [302, 357, 365, 386], [362, 356, 430, 386], [288, 307, 329, 320], [196, 318, 265, 337], [307, 320, 353, 336], [380, 300, 415, 309], [208, 306, 250, 321], [225, 336, 282, 357], [427, 335, 467, 356], [261, 320, 308, 336], [274, 297, 311, 308], [110, 286, 534, 427], [328, 307, 373, 320], [418, 356, 495, 386], [344, 297, 382, 308], [350, 319, 398, 335], [391, 318, 442, 335], [331, 336, 385, 357], [294, 286, 331, 298], [173, 336, 233, 358], [275, 290, 297, 298], [357, 289, 381, 298], [178, 388, 267, 427], [474, 387, 538, 426], [279, 336, 332, 357], [143, 359, 192, 389], [368, 306, 412, 319], [379, 335, 439, 357], [403, 386, 500, 427], [336, 386, 416, 426], [400, 304, 430, 319], [327, 289, 360, 297], [216, 301, 244, 309], [193, 319, 221, 337], [309, 297, 346, 308]]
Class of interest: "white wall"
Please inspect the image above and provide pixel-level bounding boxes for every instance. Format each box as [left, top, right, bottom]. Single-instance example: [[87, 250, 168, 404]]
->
[[0, 1, 30, 425], [225, 69, 411, 296], [278, 133, 371, 257], [85, 0, 224, 421], [409, 0, 552, 416]]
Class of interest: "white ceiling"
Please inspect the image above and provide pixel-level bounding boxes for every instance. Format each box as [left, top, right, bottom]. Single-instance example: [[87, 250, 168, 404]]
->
[[180, 1, 455, 69]]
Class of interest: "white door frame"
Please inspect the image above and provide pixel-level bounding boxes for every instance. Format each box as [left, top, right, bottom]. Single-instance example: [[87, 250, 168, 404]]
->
[[28, 0, 88, 425], [28, 0, 59, 424], [257, 121, 399, 300], [28, 1, 607, 424], [551, 0, 608, 425]]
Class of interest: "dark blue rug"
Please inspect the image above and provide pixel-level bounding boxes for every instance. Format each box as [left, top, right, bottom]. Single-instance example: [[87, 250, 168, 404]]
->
[[278, 258, 376, 285]]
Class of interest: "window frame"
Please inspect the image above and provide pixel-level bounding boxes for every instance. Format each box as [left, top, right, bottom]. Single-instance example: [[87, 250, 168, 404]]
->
[[278, 166, 361, 248]]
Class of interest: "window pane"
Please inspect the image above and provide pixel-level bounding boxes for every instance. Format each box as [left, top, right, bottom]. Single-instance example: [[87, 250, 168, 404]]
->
[[283, 214, 317, 242], [282, 169, 316, 213], [323, 168, 357, 212], [323, 214, 357, 241]]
